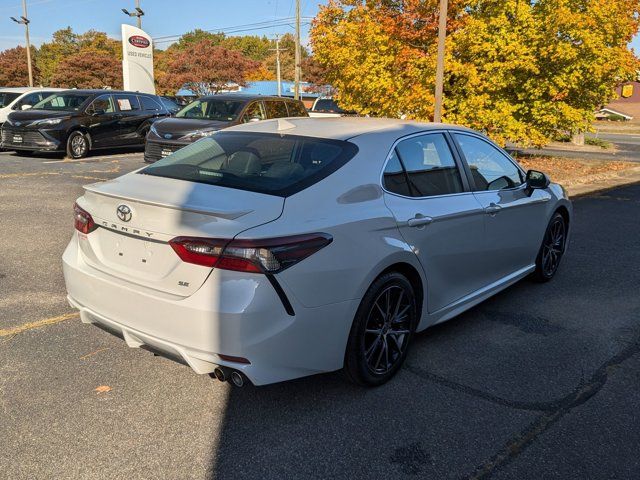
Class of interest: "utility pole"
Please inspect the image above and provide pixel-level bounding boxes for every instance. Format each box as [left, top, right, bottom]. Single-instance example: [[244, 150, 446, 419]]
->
[[270, 35, 288, 97], [294, 0, 301, 100], [10, 0, 33, 87], [122, 0, 144, 29], [433, 0, 448, 123]]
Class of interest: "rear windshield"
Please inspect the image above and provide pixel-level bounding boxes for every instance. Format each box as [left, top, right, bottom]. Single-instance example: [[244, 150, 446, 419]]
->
[[32, 93, 91, 111], [0, 92, 20, 108], [140, 131, 359, 197]]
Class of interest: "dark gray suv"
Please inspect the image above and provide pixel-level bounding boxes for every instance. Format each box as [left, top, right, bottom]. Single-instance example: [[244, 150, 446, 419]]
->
[[144, 94, 309, 163]]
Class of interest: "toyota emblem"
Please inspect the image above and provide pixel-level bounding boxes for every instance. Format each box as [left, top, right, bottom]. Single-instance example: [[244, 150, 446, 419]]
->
[[163, 133, 172, 139], [116, 204, 132, 222]]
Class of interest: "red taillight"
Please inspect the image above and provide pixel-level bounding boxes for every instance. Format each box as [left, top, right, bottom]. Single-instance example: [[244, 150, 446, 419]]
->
[[73, 202, 97, 234], [169, 233, 333, 274]]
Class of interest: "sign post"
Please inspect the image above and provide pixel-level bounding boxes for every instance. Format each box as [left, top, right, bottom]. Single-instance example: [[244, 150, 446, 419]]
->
[[122, 24, 155, 94]]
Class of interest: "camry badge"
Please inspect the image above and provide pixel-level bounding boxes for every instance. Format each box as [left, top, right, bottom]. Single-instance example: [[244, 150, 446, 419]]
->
[[163, 133, 172, 139], [116, 204, 132, 222]]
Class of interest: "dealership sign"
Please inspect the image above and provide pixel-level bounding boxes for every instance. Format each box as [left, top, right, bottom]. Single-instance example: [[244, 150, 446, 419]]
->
[[121, 24, 155, 94]]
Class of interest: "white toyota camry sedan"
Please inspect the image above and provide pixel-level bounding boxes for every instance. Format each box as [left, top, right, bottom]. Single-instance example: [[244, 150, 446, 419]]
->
[[63, 117, 572, 387]]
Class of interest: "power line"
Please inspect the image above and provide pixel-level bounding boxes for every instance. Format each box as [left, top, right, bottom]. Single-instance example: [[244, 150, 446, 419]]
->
[[153, 17, 312, 44]]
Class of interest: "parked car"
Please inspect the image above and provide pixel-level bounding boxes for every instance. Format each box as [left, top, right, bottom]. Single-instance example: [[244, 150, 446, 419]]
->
[[63, 117, 571, 387], [0, 87, 66, 127], [308, 97, 354, 118], [159, 96, 181, 115], [144, 94, 309, 163], [1, 89, 172, 158]]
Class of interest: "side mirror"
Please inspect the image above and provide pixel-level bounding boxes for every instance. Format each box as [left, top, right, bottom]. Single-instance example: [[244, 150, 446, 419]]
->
[[248, 116, 262, 123], [21, 104, 32, 110], [525, 170, 550, 194]]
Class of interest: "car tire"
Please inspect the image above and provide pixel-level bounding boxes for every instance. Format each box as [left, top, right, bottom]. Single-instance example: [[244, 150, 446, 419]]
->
[[66, 131, 89, 159], [532, 212, 567, 282], [344, 272, 418, 386]]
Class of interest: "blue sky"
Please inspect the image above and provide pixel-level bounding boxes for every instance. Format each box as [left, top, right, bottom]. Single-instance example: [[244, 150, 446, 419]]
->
[[1, 0, 639, 53], [0, 0, 328, 51]]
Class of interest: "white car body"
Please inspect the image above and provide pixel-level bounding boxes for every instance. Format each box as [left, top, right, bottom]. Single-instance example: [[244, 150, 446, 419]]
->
[[308, 97, 343, 118], [0, 87, 66, 124], [63, 117, 571, 385]]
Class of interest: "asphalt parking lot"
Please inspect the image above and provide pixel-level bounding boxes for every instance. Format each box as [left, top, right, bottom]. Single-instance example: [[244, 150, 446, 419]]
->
[[1, 149, 639, 480]]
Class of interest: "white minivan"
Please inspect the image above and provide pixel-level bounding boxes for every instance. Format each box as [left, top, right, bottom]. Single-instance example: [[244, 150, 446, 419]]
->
[[0, 87, 66, 126]]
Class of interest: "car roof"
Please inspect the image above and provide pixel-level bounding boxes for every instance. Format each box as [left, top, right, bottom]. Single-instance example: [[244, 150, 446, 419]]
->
[[53, 89, 159, 96], [199, 93, 300, 102], [0, 87, 66, 93], [224, 117, 478, 141]]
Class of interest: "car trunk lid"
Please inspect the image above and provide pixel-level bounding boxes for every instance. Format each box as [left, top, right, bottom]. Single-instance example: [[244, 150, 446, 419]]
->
[[77, 172, 283, 296]]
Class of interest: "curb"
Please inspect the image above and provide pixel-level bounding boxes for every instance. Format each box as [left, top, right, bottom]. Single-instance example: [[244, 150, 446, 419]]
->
[[566, 166, 640, 198]]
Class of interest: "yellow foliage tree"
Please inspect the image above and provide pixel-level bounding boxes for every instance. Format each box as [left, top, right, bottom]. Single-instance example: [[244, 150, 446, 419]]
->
[[311, 0, 640, 146]]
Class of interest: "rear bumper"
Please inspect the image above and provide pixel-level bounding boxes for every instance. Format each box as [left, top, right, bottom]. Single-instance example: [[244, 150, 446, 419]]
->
[[63, 235, 356, 385]]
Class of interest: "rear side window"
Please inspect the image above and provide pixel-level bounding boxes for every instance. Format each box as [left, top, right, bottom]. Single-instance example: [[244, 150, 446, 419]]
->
[[140, 132, 359, 197], [453, 133, 523, 191], [386, 133, 464, 197], [114, 94, 140, 111], [286, 101, 308, 117], [264, 101, 289, 118], [140, 95, 163, 111]]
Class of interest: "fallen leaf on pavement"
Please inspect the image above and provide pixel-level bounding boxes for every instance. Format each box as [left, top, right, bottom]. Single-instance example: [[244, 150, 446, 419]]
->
[[94, 385, 111, 394]]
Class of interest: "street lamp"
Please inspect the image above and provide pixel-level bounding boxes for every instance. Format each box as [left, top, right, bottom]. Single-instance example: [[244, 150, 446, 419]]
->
[[9, 0, 33, 87], [433, 0, 448, 123], [122, 0, 144, 29]]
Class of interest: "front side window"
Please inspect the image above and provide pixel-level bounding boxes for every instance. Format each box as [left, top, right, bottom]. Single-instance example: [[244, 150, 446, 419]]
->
[[176, 99, 245, 121], [453, 134, 523, 191], [114, 94, 140, 112], [87, 95, 115, 114], [264, 101, 289, 118], [32, 93, 91, 111], [390, 133, 464, 197], [241, 102, 266, 123], [140, 132, 358, 197]]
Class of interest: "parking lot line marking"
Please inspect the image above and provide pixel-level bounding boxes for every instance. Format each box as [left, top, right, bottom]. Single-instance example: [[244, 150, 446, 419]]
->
[[0, 312, 79, 337], [0, 172, 60, 179], [80, 347, 110, 360]]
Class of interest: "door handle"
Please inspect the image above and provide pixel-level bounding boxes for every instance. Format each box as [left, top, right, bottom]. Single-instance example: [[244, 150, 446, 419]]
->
[[484, 203, 502, 215], [407, 214, 433, 228]]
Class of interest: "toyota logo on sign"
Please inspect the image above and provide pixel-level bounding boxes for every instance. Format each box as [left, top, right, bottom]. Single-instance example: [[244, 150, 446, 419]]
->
[[116, 204, 132, 222], [128, 35, 150, 48]]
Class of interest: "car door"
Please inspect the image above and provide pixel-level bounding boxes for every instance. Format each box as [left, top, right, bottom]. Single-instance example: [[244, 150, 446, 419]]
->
[[113, 93, 146, 145], [84, 94, 119, 148], [451, 132, 551, 282], [382, 131, 488, 313]]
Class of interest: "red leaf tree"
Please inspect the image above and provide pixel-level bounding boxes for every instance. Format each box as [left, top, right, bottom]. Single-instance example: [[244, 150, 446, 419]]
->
[[0, 46, 39, 86], [50, 51, 123, 89], [160, 41, 260, 96]]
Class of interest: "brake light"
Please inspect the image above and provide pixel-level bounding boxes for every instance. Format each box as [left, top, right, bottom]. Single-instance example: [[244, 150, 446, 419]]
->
[[73, 202, 97, 234], [169, 233, 332, 273]]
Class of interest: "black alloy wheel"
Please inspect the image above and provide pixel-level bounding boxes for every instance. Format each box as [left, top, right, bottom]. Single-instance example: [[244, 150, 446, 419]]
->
[[345, 272, 417, 386], [533, 212, 567, 282]]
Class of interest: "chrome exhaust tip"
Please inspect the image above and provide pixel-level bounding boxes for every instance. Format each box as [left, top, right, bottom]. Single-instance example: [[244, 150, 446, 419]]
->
[[230, 371, 245, 387], [213, 367, 227, 382]]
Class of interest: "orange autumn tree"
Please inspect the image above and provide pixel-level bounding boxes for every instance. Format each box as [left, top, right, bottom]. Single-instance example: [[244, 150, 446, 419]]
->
[[311, 0, 640, 146]]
